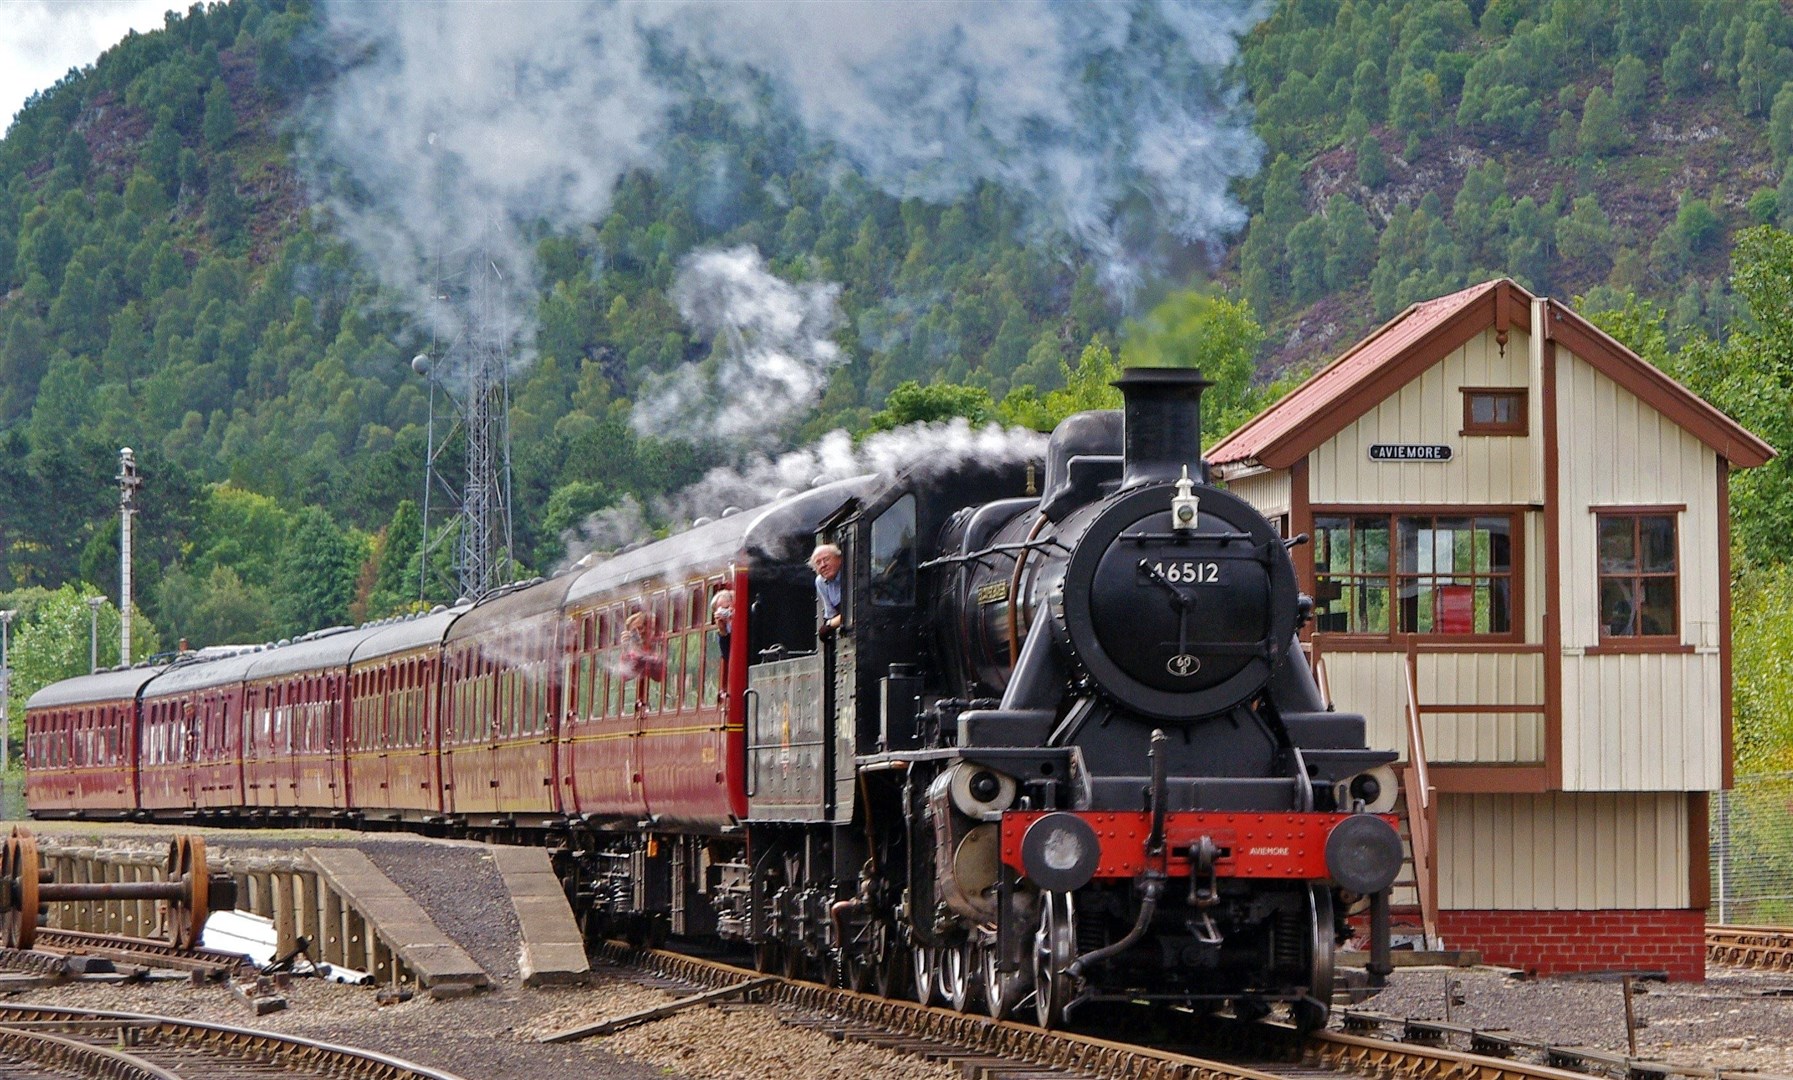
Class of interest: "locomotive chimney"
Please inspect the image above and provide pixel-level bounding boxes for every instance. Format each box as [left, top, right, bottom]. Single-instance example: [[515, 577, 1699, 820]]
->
[[1114, 367, 1214, 489]]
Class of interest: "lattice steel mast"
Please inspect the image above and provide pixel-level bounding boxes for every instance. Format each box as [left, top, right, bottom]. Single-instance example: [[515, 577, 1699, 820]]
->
[[413, 222, 516, 603]]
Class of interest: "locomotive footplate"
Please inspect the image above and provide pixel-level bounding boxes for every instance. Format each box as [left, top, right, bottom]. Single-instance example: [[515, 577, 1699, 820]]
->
[[998, 810, 1401, 883]]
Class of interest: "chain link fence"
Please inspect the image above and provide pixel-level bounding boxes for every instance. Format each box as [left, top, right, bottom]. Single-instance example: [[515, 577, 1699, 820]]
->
[[1712, 773, 1793, 924]]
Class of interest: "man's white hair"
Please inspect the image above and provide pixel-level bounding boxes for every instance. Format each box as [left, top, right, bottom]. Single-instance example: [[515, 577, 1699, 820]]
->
[[808, 543, 842, 570]]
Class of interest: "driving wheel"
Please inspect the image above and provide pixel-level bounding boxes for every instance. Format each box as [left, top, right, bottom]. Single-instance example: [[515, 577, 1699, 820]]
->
[[980, 930, 1026, 1021], [942, 935, 977, 1013], [1033, 892, 1075, 1029], [911, 939, 938, 1006], [1291, 884, 1335, 1033]]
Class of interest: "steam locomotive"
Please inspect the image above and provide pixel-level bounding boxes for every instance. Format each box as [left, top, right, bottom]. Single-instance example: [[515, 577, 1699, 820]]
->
[[26, 368, 1402, 1029]]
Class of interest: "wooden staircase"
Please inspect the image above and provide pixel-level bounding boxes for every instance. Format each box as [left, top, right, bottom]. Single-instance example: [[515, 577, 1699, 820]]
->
[[1307, 642, 1441, 951]]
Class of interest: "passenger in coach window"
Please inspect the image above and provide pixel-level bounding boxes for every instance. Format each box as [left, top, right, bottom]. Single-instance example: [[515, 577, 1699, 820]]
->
[[810, 543, 843, 636], [621, 610, 665, 682], [709, 588, 734, 692]]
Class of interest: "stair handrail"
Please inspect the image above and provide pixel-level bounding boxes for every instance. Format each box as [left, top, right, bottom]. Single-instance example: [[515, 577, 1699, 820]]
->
[[1401, 637, 1441, 950]]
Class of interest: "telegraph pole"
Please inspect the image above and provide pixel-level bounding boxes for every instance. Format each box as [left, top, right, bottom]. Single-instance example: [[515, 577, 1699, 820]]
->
[[117, 449, 140, 665], [0, 609, 15, 773], [86, 596, 103, 674]]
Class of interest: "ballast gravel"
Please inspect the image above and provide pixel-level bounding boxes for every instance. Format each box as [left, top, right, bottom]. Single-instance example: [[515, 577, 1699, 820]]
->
[[1360, 964, 1793, 1075], [10, 824, 1793, 1079]]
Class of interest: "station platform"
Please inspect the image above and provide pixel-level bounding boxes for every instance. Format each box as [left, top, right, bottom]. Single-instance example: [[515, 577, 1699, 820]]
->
[[489, 845, 591, 987]]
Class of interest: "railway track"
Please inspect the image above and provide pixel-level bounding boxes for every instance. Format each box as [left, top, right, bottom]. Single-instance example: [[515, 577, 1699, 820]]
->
[[1708, 924, 1793, 972], [0, 928, 250, 983], [0, 1003, 467, 1079], [583, 944, 1761, 1080]]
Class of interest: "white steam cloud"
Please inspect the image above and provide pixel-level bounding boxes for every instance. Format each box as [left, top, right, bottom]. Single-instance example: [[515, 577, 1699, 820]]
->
[[558, 419, 1048, 570], [633, 247, 844, 441], [308, 0, 1266, 366]]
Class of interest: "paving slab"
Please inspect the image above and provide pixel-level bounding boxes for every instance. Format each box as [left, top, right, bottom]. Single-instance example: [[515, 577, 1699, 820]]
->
[[488, 845, 591, 986], [304, 847, 491, 990]]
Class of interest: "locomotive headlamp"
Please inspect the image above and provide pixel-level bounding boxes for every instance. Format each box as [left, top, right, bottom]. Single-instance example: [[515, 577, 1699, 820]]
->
[[1021, 812, 1101, 892], [1323, 814, 1404, 895], [1337, 765, 1399, 814], [1170, 466, 1200, 532]]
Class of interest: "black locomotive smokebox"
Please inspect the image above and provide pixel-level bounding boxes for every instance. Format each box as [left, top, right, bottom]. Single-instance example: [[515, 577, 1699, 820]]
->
[[1087, 508, 1269, 694], [1057, 482, 1297, 722]]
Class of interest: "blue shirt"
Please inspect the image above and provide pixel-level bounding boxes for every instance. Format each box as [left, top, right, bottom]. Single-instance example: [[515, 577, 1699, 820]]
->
[[816, 574, 842, 620]]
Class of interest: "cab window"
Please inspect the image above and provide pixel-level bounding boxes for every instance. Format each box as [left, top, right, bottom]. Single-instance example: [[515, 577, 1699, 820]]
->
[[869, 494, 917, 606]]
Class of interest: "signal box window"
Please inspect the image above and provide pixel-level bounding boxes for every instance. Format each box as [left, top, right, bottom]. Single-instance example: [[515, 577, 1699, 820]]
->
[[869, 494, 917, 606], [1314, 513, 1516, 637], [1597, 512, 1678, 640], [1462, 388, 1527, 435]]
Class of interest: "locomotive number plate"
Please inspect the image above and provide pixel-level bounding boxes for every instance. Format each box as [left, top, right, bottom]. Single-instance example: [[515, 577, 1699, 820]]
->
[[1146, 560, 1219, 584]]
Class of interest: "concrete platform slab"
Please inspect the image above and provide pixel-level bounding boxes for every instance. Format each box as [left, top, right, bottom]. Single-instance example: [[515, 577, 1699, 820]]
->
[[489, 845, 590, 987], [305, 847, 491, 990]]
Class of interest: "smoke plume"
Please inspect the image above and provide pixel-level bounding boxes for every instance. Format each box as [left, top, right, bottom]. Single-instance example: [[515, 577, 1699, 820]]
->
[[632, 246, 844, 441], [555, 419, 1049, 571], [308, 0, 1266, 364]]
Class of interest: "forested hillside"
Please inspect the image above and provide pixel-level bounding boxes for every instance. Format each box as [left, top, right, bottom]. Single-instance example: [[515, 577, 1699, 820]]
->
[[3, 0, 1793, 765], [1235, 0, 1793, 366]]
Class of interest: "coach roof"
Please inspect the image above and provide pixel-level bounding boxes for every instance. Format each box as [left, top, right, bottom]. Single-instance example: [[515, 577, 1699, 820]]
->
[[565, 476, 875, 605], [25, 665, 166, 710]]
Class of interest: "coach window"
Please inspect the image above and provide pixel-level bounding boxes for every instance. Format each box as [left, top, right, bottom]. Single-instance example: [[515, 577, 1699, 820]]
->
[[1314, 512, 1517, 638], [870, 494, 917, 606], [1596, 511, 1680, 643]]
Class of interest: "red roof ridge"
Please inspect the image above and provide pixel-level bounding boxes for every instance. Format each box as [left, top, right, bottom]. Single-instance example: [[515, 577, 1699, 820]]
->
[[1208, 279, 1774, 471]]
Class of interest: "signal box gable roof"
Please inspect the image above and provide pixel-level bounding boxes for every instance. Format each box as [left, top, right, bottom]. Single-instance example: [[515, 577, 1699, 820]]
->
[[1207, 278, 1775, 471]]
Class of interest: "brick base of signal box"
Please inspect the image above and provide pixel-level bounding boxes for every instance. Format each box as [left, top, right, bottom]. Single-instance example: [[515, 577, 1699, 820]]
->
[[1435, 909, 1706, 981]]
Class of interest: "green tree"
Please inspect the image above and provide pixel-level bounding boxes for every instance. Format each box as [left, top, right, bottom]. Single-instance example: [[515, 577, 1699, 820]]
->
[[1675, 195, 1723, 254], [1040, 339, 1124, 424], [864, 381, 996, 432], [7, 585, 161, 712], [272, 507, 362, 635], [367, 499, 424, 617], [201, 77, 235, 150], [1120, 291, 1266, 443], [1577, 86, 1630, 157], [154, 563, 272, 648], [1323, 197, 1375, 289], [1349, 59, 1387, 121], [1356, 134, 1388, 188], [1388, 69, 1442, 139], [1732, 561, 1793, 770], [1612, 55, 1649, 118], [1662, 27, 1705, 97], [1555, 194, 1614, 270], [1770, 81, 1793, 169], [1284, 216, 1328, 305]]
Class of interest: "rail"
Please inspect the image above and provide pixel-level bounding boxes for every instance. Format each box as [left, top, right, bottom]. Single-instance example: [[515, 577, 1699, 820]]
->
[[589, 942, 1754, 1080], [0, 1003, 469, 1079], [1707, 923, 1793, 971]]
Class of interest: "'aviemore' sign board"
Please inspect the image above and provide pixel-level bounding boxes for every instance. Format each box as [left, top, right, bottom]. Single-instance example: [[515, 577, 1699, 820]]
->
[[1368, 444, 1453, 462]]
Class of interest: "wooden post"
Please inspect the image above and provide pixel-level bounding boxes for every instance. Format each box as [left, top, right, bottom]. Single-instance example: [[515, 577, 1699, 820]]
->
[[272, 868, 298, 959], [322, 885, 344, 966]]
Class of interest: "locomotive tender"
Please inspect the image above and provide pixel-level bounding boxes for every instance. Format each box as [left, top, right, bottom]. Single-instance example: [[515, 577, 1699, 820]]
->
[[26, 368, 1402, 1028]]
